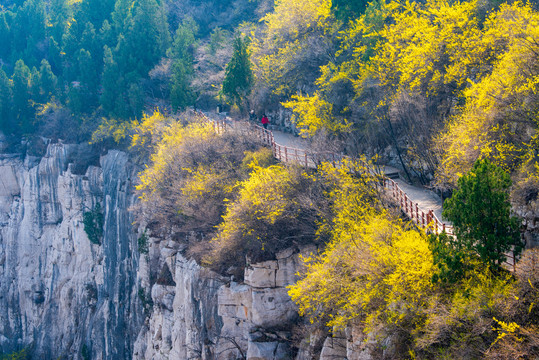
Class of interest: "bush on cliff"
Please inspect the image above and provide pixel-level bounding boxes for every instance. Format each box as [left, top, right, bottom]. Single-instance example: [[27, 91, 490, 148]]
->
[[134, 111, 266, 241]]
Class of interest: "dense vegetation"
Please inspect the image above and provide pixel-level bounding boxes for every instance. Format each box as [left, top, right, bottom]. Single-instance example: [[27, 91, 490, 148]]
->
[[2, 0, 538, 358], [0, 0, 266, 147]]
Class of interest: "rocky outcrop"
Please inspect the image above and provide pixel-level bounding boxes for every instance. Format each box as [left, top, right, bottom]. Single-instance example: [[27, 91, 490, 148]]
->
[[0, 142, 375, 360], [134, 243, 317, 359], [0, 144, 143, 359]]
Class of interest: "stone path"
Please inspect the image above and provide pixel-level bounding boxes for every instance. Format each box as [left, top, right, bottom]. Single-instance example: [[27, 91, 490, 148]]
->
[[271, 129, 446, 222]]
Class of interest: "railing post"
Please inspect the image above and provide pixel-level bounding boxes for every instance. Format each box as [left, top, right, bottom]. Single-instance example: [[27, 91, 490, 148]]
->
[[405, 197, 408, 216], [284, 147, 288, 163]]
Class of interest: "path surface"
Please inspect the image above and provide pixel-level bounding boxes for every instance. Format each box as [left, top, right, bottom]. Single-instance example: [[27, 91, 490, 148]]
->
[[271, 130, 308, 150], [271, 129, 446, 222]]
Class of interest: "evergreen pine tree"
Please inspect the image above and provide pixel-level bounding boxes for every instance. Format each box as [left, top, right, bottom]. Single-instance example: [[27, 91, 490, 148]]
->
[[443, 159, 524, 270], [222, 36, 253, 111], [38, 59, 57, 102], [0, 68, 13, 133], [12, 59, 34, 133], [169, 18, 197, 111]]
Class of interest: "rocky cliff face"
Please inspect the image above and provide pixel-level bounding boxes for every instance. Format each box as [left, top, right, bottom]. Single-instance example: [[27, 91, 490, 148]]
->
[[0, 142, 373, 359], [132, 237, 316, 359], [0, 144, 143, 359]]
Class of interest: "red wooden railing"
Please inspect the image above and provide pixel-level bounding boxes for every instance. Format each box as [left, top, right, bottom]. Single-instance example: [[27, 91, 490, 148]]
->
[[196, 111, 517, 271]]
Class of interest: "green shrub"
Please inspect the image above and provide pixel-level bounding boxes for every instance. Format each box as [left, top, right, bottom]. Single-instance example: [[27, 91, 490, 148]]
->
[[443, 159, 524, 271], [138, 231, 149, 254], [83, 203, 104, 245]]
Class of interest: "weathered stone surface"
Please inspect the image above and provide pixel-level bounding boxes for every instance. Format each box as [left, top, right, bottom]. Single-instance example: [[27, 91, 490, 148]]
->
[[0, 143, 378, 360], [151, 285, 175, 312], [251, 288, 298, 328], [320, 336, 348, 360], [345, 326, 375, 360], [245, 260, 278, 288], [247, 341, 292, 360], [0, 145, 143, 359]]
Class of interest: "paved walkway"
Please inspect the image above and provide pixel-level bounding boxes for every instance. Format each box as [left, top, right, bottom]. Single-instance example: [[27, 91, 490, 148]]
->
[[271, 130, 307, 150], [271, 129, 446, 222]]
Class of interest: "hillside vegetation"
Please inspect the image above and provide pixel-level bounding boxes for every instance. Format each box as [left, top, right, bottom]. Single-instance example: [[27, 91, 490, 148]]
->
[[1, 0, 538, 358]]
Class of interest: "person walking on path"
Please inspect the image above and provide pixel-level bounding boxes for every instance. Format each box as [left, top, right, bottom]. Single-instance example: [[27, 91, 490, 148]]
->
[[261, 114, 269, 129]]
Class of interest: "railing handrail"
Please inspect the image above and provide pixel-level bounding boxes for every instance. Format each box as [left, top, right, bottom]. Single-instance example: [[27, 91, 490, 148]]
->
[[194, 110, 517, 271]]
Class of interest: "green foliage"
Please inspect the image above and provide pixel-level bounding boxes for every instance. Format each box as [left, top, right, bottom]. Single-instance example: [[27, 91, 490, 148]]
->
[[208, 27, 229, 54], [83, 203, 104, 245], [138, 231, 149, 254], [169, 18, 198, 110], [0, 68, 13, 133], [222, 36, 253, 110], [443, 159, 523, 270], [332, 0, 368, 20], [81, 344, 90, 360], [0, 349, 28, 360], [138, 287, 153, 317], [12, 59, 34, 134], [428, 232, 472, 284], [37, 59, 57, 103]]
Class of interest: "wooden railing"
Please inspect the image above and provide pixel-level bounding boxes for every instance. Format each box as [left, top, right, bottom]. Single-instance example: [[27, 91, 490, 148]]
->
[[197, 110, 518, 270], [384, 178, 453, 235], [198, 111, 449, 231]]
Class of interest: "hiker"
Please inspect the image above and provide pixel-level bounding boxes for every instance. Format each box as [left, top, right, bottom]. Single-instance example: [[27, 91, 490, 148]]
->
[[249, 110, 257, 122], [261, 114, 269, 129]]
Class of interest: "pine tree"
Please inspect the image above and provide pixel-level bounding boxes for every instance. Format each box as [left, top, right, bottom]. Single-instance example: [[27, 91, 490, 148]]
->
[[100, 46, 120, 114], [12, 59, 34, 133], [0, 68, 13, 133], [443, 159, 524, 270], [38, 59, 57, 102], [222, 36, 253, 111], [0, 12, 12, 61], [169, 18, 197, 110]]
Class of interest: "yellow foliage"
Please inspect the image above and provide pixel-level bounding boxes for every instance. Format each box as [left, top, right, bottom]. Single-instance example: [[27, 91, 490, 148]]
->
[[215, 164, 295, 241], [289, 213, 434, 330], [283, 92, 352, 137], [130, 110, 173, 152], [136, 120, 215, 202], [437, 1, 539, 186], [261, 0, 331, 44], [492, 317, 522, 344], [91, 117, 136, 144], [250, 0, 333, 96]]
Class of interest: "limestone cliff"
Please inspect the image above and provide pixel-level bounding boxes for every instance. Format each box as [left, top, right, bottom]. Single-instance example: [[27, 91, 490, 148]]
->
[[0, 144, 143, 359], [0, 143, 370, 359]]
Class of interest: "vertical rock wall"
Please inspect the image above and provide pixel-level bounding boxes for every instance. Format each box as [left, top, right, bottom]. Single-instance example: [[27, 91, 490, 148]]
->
[[0, 145, 143, 359], [0, 142, 372, 359]]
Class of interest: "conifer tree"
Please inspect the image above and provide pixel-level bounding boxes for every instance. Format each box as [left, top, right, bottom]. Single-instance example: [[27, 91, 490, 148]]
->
[[443, 159, 524, 270], [38, 59, 57, 102], [100, 46, 120, 115], [0, 68, 13, 132], [222, 36, 253, 111], [12, 59, 34, 133], [169, 18, 197, 110]]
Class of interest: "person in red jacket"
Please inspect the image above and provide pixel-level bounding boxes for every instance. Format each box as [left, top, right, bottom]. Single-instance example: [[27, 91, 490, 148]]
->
[[261, 114, 269, 129]]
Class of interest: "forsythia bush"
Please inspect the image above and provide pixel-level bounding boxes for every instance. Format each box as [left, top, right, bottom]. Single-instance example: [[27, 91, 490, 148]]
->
[[289, 213, 434, 331]]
